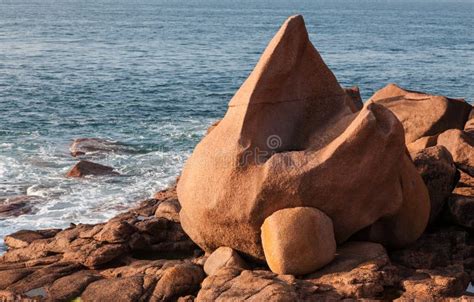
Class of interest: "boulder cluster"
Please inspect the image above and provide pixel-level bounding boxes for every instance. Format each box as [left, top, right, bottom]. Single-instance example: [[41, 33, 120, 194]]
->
[[0, 184, 472, 301], [177, 14, 468, 275], [0, 15, 473, 301]]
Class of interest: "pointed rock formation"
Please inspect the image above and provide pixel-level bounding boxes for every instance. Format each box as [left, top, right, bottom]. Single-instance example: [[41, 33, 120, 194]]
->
[[177, 15, 430, 272], [368, 84, 471, 144]]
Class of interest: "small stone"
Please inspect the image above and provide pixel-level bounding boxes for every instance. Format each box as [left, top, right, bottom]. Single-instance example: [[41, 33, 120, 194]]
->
[[151, 264, 205, 301], [261, 207, 336, 275], [66, 160, 119, 177], [155, 200, 181, 222], [203, 247, 248, 276]]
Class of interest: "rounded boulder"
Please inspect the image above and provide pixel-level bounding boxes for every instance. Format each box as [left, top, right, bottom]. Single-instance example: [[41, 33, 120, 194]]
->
[[261, 207, 336, 275]]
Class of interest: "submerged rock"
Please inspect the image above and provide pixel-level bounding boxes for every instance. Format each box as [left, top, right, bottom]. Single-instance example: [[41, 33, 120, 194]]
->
[[177, 15, 430, 269], [69, 138, 124, 157], [0, 195, 44, 218], [368, 83, 471, 144], [66, 160, 119, 177]]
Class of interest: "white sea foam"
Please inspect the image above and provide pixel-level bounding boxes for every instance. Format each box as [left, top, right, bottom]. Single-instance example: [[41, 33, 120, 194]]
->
[[0, 117, 212, 252]]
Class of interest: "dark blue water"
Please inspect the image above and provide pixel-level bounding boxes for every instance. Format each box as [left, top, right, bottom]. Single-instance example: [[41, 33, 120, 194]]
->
[[0, 0, 473, 247]]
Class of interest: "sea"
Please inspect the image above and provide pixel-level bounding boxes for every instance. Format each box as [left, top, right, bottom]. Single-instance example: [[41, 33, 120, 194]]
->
[[0, 0, 473, 252]]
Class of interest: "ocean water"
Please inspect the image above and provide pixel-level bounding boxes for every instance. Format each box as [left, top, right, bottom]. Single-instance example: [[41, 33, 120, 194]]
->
[[0, 0, 473, 250]]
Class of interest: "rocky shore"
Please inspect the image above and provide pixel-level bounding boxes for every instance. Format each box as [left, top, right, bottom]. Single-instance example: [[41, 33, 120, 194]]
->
[[0, 183, 472, 301], [1, 15, 473, 301]]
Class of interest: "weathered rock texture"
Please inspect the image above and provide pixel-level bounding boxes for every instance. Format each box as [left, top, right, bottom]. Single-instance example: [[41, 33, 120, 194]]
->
[[0, 186, 472, 301], [261, 207, 336, 275], [203, 247, 247, 276], [1, 14, 473, 302], [368, 83, 471, 144], [0, 187, 203, 302], [412, 146, 458, 224], [177, 15, 430, 266], [437, 129, 474, 176]]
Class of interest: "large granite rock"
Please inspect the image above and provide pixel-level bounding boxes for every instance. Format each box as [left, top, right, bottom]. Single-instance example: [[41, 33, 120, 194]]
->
[[407, 128, 474, 178], [0, 190, 472, 301], [368, 83, 471, 144], [437, 129, 474, 176], [177, 15, 430, 266], [412, 146, 458, 224]]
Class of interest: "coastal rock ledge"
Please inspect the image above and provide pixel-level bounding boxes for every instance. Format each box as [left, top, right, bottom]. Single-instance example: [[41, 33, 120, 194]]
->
[[0, 185, 472, 301], [1, 15, 473, 301]]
